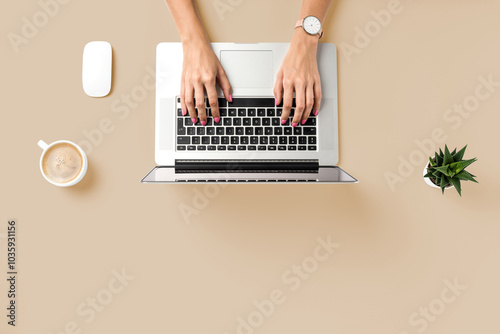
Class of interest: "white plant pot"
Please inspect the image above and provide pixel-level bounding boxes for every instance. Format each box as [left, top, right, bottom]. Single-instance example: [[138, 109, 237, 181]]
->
[[423, 164, 454, 190]]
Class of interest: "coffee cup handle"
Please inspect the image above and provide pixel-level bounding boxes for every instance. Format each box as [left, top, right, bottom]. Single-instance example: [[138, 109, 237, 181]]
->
[[38, 140, 49, 150]]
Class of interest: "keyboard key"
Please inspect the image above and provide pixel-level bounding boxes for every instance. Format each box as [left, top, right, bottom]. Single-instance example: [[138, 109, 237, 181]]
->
[[272, 118, 280, 126], [250, 136, 258, 144], [177, 136, 190, 144], [288, 146, 297, 151], [229, 98, 274, 107], [299, 136, 307, 144], [223, 118, 232, 126], [197, 145, 206, 151], [245, 127, 253, 135], [289, 137, 297, 145], [202, 136, 210, 144], [208, 145, 216, 151], [308, 146, 317, 150], [237, 146, 246, 151], [211, 137, 220, 144], [276, 108, 282, 116], [231, 137, 239, 145], [177, 121, 185, 135], [197, 127, 205, 135], [177, 145, 186, 150], [282, 119, 290, 126], [228, 146, 236, 151], [226, 127, 234, 135], [278, 145, 286, 151], [217, 145, 227, 151], [267, 109, 275, 117], [177, 108, 183, 116], [243, 118, 251, 126], [257, 108, 266, 116], [248, 146, 256, 151], [220, 109, 227, 117], [260, 137, 268, 144], [255, 127, 263, 135], [274, 127, 282, 135], [303, 127, 317, 135], [270, 136, 278, 145], [298, 145, 306, 151], [252, 118, 261, 126], [262, 118, 270, 126], [229, 108, 237, 116], [187, 145, 196, 150], [264, 127, 273, 135], [234, 118, 242, 126], [207, 127, 215, 135], [304, 118, 316, 126], [238, 109, 246, 116], [268, 146, 277, 151], [258, 146, 267, 151], [308, 137, 317, 144], [284, 128, 292, 135], [221, 136, 229, 144], [241, 136, 249, 145], [248, 109, 256, 116], [236, 127, 244, 135], [294, 127, 301, 135], [187, 127, 195, 135], [279, 137, 287, 144], [185, 118, 193, 126], [216, 127, 224, 135], [192, 136, 200, 144]]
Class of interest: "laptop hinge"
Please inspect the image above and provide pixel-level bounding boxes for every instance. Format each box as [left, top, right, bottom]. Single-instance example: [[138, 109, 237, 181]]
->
[[175, 160, 319, 172]]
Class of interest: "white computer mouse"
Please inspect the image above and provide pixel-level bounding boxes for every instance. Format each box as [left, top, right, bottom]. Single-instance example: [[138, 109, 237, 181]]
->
[[82, 41, 112, 97]]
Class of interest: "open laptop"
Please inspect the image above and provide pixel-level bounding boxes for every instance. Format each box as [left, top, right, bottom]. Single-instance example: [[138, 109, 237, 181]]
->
[[141, 43, 357, 183]]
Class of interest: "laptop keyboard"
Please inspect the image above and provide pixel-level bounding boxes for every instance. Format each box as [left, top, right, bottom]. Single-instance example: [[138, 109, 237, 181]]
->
[[176, 97, 318, 152]]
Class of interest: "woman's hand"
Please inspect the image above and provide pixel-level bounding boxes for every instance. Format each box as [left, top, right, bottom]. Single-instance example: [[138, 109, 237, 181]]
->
[[274, 30, 321, 127], [180, 40, 232, 125]]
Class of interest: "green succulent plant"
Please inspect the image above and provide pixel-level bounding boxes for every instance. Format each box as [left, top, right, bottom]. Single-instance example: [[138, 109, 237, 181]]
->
[[424, 145, 478, 196]]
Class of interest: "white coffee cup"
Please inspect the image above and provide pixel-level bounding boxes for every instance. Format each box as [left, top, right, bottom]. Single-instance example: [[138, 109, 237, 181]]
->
[[38, 140, 88, 187]]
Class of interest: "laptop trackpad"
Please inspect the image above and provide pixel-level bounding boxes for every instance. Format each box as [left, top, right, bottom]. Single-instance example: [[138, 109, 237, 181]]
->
[[220, 50, 273, 89]]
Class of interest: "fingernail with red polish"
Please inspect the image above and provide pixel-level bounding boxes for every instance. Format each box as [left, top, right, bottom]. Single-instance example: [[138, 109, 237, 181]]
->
[[314, 110, 319, 116], [281, 119, 286, 125], [292, 122, 298, 127], [214, 117, 220, 123], [182, 109, 186, 116], [301, 119, 307, 125], [192, 118, 197, 124], [201, 120, 206, 126], [275, 98, 277, 106], [229, 95, 233, 102]]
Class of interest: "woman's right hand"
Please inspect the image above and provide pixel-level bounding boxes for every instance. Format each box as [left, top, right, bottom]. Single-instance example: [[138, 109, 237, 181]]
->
[[180, 40, 232, 125]]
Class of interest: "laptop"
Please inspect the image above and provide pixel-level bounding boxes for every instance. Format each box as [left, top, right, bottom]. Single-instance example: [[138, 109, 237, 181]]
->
[[141, 43, 357, 183]]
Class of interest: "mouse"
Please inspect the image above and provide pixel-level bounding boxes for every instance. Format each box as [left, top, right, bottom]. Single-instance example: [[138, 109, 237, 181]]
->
[[82, 41, 112, 97]]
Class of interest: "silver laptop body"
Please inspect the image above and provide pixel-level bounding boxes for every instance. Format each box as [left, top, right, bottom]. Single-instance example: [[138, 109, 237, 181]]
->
[[142, 42, 357, 183]]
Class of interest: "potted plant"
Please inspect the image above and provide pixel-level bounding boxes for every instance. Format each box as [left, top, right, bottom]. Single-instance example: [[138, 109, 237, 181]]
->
[[423, 145, 478, 196]]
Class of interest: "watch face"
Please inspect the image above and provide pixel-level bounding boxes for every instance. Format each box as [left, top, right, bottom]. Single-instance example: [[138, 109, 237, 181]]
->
[[303, 16, 321, 35]]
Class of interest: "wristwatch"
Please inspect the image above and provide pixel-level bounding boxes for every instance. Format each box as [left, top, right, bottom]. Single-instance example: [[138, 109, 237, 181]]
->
[[295, 16, 323, 39]]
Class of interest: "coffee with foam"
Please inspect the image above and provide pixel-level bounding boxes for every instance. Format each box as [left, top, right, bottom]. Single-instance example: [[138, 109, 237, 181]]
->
[[42, 143, 83, 183]]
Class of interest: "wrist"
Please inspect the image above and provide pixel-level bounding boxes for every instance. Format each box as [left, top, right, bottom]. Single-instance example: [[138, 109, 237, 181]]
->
[[291, 28, 320, 48], [181, 30, 210, 49]]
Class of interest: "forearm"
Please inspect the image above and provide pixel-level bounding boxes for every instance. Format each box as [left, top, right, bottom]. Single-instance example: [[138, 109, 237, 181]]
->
[[165, 0, 209, 45], [299, 0, 332, 23]]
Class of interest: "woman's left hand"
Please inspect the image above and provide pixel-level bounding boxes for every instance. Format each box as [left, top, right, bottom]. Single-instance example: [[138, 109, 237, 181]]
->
[[274, 30, 322, 127]]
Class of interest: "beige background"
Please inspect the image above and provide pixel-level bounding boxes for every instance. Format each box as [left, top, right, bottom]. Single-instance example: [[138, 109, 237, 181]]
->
[[1, 0, 500, 333]]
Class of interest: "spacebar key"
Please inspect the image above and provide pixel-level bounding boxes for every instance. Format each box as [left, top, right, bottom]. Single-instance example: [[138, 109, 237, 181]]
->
[[177, 136, 190, 144], [229, 98, 275, 107]]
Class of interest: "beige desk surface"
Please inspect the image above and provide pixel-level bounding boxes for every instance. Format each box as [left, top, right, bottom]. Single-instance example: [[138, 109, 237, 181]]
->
[[2, 0, 500, 333]]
